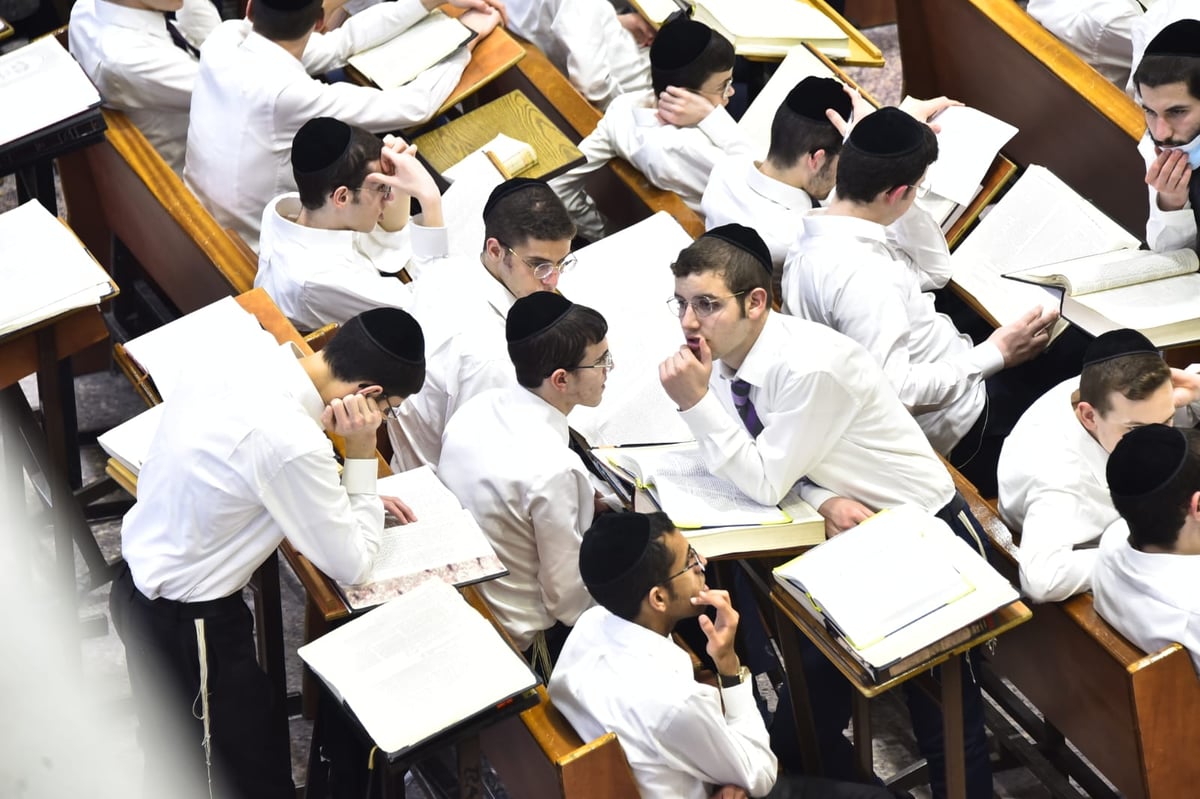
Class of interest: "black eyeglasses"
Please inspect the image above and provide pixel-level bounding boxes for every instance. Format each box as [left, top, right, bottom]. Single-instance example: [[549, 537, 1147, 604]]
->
[[498, 240, 577, 281], [566, 350, 614, 372], [663, 545, 703, 583], [378, 394, 404, 421]]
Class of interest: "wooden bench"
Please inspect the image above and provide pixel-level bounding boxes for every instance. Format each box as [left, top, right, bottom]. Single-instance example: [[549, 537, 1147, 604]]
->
[[950, 470, 1200, 799], [893, 0, 1148, 237]]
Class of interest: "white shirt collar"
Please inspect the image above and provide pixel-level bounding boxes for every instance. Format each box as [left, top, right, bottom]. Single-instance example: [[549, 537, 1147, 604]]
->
[[717, 311, 784, 388], [801, 208, 889, 245], [95, 0, 171, 35], [267, 194, 359, 252], [511, 385, 570, 442]]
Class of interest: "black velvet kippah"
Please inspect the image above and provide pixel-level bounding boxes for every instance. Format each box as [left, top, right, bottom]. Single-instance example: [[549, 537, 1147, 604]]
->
[[846, 107, 925, 156], [506, 292, 573, 343], [579, 512, 653, 587], [786, 76, 852, 124], [292, 117, 352, 176], [257, 0, 321, 13], [1144, 19, 1200, 59], [1081, 329, 1158, 369], [650, 17, 713, 71], [703, 223, 773, 276], [1108, 424, 1189, 499], [350, 307, 425, 366], [483, 178, 546, 219]]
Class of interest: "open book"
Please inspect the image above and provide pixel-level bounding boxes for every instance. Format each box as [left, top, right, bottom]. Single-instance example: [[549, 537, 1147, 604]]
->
[[774, 506, 1017, 680], [1005, 248, 1200, 347], [0, 37, 101, 148], [441, 133, 537, 182], [336, 467, 507, 610], [97, 403, 166, 476], [346, 11, 474, 90], [298, 580, 538, 758], [951, 164, 1141, 339], [632, 0, 849, 58]]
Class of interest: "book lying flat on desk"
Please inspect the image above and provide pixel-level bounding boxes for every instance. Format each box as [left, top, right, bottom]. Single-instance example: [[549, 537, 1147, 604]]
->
[[335, 467, 506, 611], [298, 579, 539, 758], [0, 201, 115, 338], [774, 505, 1017, 682], [0, 37, 100, 149], [632, 0, 849, 58], [97, 403, 165, 476], [346, 10, 474, 90]]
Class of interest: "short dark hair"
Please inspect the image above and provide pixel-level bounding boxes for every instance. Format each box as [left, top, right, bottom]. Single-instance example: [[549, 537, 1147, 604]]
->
[[583, 513, 677, 621], [670, 236, 772, 310], [1079, 353, 1171, 415], [1133, 55, 1200, 100], [321, 315, 425, 398], [251, 0, 322, 41], [1112, 428, 1200, 551], [507, 304, 607, 388], [650, 31, 735, 96], [483, 183, 575, 248], [766, 105, 843, 169], [294, 125, 381, 211], [834, 123, 938, 203]]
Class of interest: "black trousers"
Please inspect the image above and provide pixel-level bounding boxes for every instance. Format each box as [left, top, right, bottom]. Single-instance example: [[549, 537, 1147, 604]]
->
[[110, 564, 294, 799], [765, 774, 896, 798]]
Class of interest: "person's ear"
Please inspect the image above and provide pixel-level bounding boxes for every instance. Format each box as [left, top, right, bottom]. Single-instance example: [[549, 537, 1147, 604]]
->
[[483, 237, 505, 262], [354, 383, 383, 399], [548, 368, 570, 393], [646, 583, 670, 612], [1076, 401, 1100, 432], [331, 185, 353, 208], [807, 148, 827, 173], [885, 184, 909, 204], [746, 286, 770, 318]]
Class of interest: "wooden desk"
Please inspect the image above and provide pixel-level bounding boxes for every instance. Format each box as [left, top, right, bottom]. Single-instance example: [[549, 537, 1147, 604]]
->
[[415, 90, 584, 180], [771, 586, 1031, 798]]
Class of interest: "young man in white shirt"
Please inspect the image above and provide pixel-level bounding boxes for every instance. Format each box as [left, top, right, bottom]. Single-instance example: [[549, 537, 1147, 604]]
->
[[658, 225, 993, 798], [505, 0, 652, 110], [1133, 19, 1200, 255], [784, 107, 1059, 497], [997, 330, 1200, 603], [69, 0, 221, 174], [439, 292, 610, 669], [109, 307, 426, 799], [184, 0, 502, 250], [391, 177, 576, 472], [1094, 424, 1200, 675], [550, 14, 748, 240], [701, 76, 852, 273], [256, 116, 448, 332], [1025, 0, 1145, 88], [551, 511, 895, 799]]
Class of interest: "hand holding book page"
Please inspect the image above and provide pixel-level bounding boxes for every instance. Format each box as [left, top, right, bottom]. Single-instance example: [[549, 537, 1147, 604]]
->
[[298, 580, 538, 757]]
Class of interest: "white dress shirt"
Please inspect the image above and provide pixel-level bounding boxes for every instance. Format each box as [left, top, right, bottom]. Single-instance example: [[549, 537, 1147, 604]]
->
[[1139, 132, 1197, 253], [1026, 0, 1144, 87], [121, 341, 383, 602], [550, 89, 752, 240], [678, 312, 956, 514], [439, 386, 595, 649], [997, 378, 1112, 602], [254, 193, 449, 331], [185, 1, 468, 250], [68, 0, 220, 174], [784, 210, 1003, 454], [505, 0, 651, 109], [387, 256, 516, 472], [1093, 520, 1200, 674], [701, 155, 814, 271], [549, 606, 777, 799]]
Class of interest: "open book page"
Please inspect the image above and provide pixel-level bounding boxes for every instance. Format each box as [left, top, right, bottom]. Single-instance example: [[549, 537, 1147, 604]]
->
[[122, 296, 278, 400], [440, 154, 506, 260], [775, 506, 975, 650], [0, 201, 113, 337], [97, 403, 166, 476], [738, 44, 835, 161], [346, 11, 472, 90], [0, 37, 100, 146], [559, 213, 695, 447], [298, 580, 537, 755], [924, 106, 1017, 207], [1071, 273, 1200, 332], [1008, 248, 1198, 296], [695, 0, 848, 56], [951, 165, 1140, 327], [629, 0, 688, 25]]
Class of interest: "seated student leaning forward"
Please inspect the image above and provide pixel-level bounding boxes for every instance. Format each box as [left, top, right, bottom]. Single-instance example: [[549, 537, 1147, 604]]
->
[[658, 225, 995, 799], [439, 293, 614, 664], [1094, 424, 1200, 675], [109, 308, 426, 799], [256, 116, 449, 332], [551, 511, 896, 799], [550, 15, 749, 240]]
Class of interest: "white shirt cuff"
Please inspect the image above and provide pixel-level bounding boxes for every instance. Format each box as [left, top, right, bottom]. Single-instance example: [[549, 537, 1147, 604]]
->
[[410, 217, 450, 261], [341, 458, 378, 494], [970, 341, 1006, 379]]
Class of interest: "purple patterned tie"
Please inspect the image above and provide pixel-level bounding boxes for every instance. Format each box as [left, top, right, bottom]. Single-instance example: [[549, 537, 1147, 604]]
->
[[730, 378, 763, 437]]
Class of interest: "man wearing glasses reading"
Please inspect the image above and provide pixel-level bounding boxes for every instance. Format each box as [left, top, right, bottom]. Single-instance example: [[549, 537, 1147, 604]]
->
[[390, 177, 578, 472], [255, 117, 448, 332]]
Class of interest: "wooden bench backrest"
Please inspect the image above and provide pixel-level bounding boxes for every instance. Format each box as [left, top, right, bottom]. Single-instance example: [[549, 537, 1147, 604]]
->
[[481, 42, 706, 239], [894, 0, 1148, 236], [58, 108, 257, 315], [949, 472, 1200, 799]]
